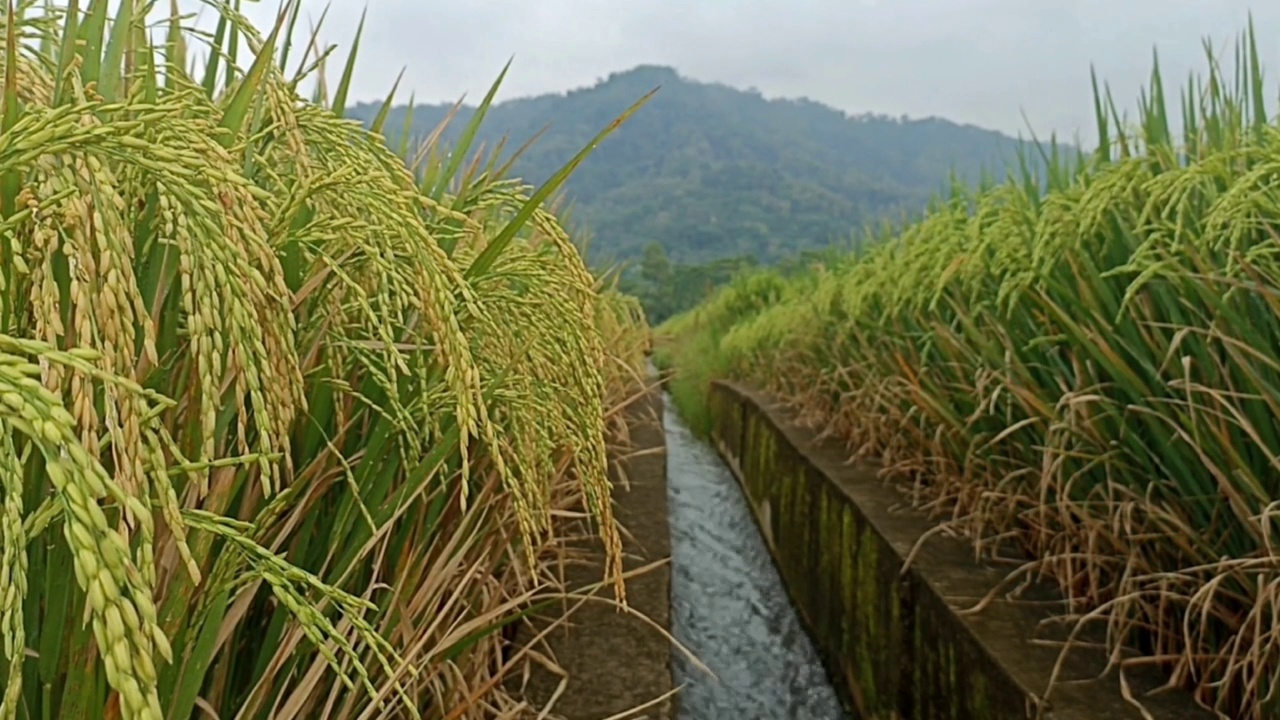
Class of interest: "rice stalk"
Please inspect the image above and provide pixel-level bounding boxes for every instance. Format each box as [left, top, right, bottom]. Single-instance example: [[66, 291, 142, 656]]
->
[[660, 16, 1280, 719], [0, 1, 654, 718]]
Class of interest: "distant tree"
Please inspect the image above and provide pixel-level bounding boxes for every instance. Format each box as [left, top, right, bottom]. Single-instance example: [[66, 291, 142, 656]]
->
[[640, 242, 671, 289]]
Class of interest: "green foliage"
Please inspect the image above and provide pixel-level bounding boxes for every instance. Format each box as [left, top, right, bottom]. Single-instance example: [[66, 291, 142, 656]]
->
[[616, 243, 754, 324], [620, 242, 852, 325], [654, 268, 797, 435], [348, 66, 1062, 270]]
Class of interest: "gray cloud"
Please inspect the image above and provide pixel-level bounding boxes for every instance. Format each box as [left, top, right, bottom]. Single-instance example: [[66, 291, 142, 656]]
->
[[186, 0, 1279, 144]]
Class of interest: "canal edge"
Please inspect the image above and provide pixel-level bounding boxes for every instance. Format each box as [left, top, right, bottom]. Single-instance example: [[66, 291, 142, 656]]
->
[[706, 379, 1213, 720], [507, 383, 677, 719]]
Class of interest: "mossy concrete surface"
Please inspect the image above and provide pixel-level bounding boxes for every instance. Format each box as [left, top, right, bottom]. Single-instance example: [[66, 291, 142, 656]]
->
[[708, 381, 1213, 720]]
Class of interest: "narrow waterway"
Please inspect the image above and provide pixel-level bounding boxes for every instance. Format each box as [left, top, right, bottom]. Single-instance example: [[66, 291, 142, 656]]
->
[[663, 394, 845, 720]]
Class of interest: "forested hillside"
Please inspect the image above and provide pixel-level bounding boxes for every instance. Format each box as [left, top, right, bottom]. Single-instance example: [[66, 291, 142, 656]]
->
[[349, 65, 1052, 269]]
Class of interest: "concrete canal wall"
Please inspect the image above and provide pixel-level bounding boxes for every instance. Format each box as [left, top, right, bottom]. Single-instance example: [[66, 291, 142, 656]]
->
[[707, 380, 1211, 720]]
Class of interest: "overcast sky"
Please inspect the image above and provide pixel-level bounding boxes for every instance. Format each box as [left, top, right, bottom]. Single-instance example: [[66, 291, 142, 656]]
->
[[183, 0, 1279, 145]]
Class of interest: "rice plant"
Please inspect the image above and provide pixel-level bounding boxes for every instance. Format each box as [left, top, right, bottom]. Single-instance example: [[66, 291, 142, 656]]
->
[[0, 0, 653, 718], [660, 16, 1280, 719]]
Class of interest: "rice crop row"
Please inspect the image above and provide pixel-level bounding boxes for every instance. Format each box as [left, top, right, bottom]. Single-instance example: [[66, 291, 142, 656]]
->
[[658, 18, 1280, 719], [0, 1, 652, 718]]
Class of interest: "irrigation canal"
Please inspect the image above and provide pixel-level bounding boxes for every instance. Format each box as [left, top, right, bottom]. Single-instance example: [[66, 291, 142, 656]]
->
[[663, 393, 845, 720]]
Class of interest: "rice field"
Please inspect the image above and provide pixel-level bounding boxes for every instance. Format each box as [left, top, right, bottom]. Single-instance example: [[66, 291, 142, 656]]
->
[[657, 19, 1280, 720], [0, 1, 653, 718]]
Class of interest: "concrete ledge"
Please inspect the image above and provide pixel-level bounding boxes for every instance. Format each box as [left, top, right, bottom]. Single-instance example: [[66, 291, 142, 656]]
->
[[508, 388, 674, 719], [708, 380, 1212, 720]]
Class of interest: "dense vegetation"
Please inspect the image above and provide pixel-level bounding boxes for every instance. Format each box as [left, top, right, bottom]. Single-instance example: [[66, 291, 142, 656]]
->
[[657, 21, 1280, 720], [349, 65, 1058, 269], [617, 242, 847, 324], [0, 2, 650, 719]]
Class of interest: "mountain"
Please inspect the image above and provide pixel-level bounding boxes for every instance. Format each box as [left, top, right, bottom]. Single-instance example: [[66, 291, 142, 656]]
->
[[348, 65, 1053, 267]]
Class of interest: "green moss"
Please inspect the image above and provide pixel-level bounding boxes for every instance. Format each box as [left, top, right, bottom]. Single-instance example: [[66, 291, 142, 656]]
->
[[794, 464, 813, 606], [775, 459, 797, 585], [855, 523, 881, 713], [841, 507, 858, 664], [750, 419, 768, 496], [814, 484, 832, 635], [969, 672, 989, 718], [945, 639, 958, 720], [914, 604, 926, 710]]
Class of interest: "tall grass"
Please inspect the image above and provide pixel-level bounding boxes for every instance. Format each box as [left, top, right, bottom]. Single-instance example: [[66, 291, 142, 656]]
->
[[653, 268, 793, 436], [659, 17, 1280, 719], [0, 1, 652, 718]]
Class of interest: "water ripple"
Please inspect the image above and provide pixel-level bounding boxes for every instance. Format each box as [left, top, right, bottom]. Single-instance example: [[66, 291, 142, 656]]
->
[[664, 395, 846, 720]]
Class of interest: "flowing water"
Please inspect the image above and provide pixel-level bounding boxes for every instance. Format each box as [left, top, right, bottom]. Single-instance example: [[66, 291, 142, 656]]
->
[[663, 394, 846, 720]]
